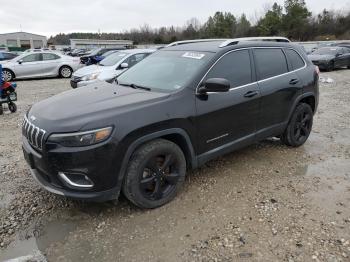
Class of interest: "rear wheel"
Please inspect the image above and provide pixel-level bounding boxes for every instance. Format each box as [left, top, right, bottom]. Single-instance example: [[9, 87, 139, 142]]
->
[[281, 103, 313, 147], [2, 69, 14, 82], [0, 105, 3, 115], [122, 139, 186, 209], [59, 66, 73, 78]]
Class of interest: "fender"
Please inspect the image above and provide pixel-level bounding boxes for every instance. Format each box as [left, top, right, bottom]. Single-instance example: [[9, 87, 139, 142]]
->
[[115, 128, 197, 194], [286, 92, 316, 122]]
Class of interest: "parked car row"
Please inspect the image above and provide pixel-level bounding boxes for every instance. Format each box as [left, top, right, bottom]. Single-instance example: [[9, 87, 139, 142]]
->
[[79, 47, 126, 65], [0, 48, 154, 82], [71, 49, 155, 88], [308, 46, 350, 71]]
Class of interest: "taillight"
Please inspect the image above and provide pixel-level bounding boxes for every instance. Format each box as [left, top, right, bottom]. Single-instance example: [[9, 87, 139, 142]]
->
[[315, 66, 320, 75]]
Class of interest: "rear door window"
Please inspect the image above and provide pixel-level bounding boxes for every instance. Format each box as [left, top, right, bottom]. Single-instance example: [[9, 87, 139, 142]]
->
[[42, 53, 60, 60], [254, 48, 288, 80], [205, 49, 252, 88], [284, 49, 305, 70]]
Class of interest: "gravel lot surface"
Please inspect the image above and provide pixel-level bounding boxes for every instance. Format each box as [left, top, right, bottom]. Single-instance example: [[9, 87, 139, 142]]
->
[[0, 71, 349, 262]]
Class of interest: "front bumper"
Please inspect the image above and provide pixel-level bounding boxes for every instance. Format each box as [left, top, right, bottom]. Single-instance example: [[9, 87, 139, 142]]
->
[[311, 61, 329, 70], [30, 168, 119, 201], [22, 136, 122, 201]]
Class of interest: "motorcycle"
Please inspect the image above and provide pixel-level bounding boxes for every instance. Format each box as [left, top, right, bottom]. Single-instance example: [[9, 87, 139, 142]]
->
[[0, 64, 18, 115]]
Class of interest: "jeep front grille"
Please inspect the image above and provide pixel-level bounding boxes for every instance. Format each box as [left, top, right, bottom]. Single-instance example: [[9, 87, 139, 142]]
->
[[22, 115, 46, 150]]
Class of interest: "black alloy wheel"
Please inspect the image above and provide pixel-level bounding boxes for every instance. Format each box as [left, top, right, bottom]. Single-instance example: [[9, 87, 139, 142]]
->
[[281, 103, 313, 147], [122, 139, 186, 209], [293, 108, 312, 143], [140, 154, 181, 201]]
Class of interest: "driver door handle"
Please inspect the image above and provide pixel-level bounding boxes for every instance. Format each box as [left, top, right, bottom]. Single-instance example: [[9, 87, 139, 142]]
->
[[289, 78, 300, 85], [244, 90, 259, 98]]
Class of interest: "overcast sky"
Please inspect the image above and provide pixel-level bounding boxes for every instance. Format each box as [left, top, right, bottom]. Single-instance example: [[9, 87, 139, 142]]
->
[[0, 0, 349, 37]]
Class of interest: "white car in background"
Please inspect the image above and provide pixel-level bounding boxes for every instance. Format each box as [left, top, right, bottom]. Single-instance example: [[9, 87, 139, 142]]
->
[[70, 49, 155, 88], [1, 51, 81, 81]]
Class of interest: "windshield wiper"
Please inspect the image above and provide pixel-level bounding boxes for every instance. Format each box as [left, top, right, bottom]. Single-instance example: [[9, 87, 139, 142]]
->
[[119, 83, 151, 91]]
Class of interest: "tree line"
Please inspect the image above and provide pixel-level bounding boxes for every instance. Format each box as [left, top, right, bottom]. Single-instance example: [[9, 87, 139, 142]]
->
[[49, 0, 350, 45]]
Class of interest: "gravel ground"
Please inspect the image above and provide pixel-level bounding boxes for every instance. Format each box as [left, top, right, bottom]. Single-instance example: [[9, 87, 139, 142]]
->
[[0, 71, 349, 262]]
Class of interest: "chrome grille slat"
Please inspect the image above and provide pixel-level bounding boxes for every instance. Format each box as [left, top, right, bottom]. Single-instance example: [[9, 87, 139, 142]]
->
[[22, 115, 46, 151]]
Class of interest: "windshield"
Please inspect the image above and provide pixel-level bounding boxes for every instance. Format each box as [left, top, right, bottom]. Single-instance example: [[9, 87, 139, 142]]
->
[[312, 47, 339, 55], [102, 50, 117, 57], [117, 50, 213, 92], [99, 52, 127, 66]]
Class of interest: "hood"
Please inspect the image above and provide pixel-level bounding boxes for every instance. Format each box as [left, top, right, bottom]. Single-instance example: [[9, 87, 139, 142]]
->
[[308, 54, 335, 61], [28, 82, 170, 133], [0, 60, 10, 65], [73, 64, 113, 77]]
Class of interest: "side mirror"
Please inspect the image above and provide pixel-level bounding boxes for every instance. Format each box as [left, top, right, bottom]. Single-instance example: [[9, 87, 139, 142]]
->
[[120, 63, 129, 69], [18, 59, 23, 64], [198, 78, 230, 94]]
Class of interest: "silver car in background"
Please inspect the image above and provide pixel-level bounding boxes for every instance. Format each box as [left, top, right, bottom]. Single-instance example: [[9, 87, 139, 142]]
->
[[70, 49, 155, 88], [1, 51, 81, 81]]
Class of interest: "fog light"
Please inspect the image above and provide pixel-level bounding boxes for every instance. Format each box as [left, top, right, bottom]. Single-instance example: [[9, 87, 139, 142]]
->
[[58, 172, 94, 189]]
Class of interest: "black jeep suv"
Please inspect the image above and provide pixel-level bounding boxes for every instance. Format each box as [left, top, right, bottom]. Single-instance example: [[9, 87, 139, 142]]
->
[[22, 39, 319, 208]]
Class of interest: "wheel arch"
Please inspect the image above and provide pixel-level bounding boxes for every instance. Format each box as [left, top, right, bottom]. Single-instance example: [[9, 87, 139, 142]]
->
[[2, 67, 16, 79], [287, 92, 316, 122], [115, 128, 197, 194]]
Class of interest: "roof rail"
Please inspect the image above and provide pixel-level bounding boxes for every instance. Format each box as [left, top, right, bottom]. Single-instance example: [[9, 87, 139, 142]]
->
[[219, 37, 291, 48], [166, 39, 226, 47]]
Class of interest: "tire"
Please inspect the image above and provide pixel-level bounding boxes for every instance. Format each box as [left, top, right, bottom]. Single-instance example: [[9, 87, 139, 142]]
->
[[281, 103, 313, 147], [0, 105, 3, 115], [122, 139, 186, 209], [8, 102, 17, 113], [59, 66, 73, 78], [327, 61, 334, 72], [2, 69, 14, 82]]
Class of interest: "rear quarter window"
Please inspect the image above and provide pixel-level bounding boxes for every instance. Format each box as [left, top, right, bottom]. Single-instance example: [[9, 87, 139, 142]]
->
[[284, 49, 305, 70], [254, 48, 288, 80]]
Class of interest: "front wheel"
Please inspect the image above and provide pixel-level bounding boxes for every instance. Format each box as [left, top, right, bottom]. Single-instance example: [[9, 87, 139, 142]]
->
[[281, 103, 313, 147], [327, 61, 334, 72], [59, 66, 73, 78], [2, 69, 14, 82], [122, 139, 186, 209]]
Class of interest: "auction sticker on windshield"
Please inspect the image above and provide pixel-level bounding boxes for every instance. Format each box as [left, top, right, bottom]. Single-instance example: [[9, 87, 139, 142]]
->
[[182, 52, 205, 59]]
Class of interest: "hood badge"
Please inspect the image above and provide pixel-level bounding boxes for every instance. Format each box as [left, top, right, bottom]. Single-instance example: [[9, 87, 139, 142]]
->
[[30, 115, 36, 122]]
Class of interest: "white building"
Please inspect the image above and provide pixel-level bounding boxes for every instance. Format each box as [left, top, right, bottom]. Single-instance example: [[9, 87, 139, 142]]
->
[[0, 32, 47, 49], [70, 39, 133, 49]]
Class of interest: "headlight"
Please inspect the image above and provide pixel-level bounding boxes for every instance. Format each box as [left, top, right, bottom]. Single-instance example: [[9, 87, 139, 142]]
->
[[81, 72, 100, 81], [48, 127, 113, 147]]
